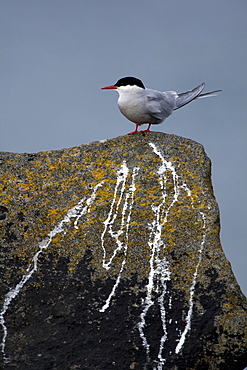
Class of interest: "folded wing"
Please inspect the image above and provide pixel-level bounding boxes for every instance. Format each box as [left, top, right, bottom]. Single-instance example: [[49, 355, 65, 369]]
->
[[145, 89, 177, 122]]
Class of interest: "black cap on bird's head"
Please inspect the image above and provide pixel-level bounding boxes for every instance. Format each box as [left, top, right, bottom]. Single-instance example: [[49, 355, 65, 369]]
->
[[101, 76, 145, 90], [114, 77, 145, 89]]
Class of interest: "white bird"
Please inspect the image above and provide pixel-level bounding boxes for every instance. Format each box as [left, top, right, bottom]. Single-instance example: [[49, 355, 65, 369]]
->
[[101, 76, 221, 135]]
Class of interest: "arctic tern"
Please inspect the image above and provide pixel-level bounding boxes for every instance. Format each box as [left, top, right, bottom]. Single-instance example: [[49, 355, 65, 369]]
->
[[101, 76, 221, 135]]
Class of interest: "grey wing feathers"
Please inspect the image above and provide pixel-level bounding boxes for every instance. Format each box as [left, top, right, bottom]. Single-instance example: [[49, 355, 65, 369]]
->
[[146, 90, 176, 120], [145, 91, 164, 120], [174, 83, 205, 110]]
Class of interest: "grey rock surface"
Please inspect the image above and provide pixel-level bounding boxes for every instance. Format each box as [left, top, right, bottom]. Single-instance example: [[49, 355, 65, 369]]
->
[[0, 132, 246, 369]]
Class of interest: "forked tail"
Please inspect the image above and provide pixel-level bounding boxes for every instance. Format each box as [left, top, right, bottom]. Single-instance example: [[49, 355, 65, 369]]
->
[[174, 83, 222, 110]]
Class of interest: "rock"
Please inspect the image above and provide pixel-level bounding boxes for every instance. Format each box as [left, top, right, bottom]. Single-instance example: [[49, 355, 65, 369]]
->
[[0, 132, 246, 370]]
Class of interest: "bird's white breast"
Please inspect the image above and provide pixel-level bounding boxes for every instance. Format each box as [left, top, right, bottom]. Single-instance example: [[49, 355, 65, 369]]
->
[[117, 87, 155, 124]]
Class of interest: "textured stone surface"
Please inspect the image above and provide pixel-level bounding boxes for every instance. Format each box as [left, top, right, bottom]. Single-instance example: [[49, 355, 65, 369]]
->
[[0, 132, 246, 370]]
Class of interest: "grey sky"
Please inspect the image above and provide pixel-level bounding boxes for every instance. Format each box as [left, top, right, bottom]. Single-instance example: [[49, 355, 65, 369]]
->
[[1, 1, 246, 296]]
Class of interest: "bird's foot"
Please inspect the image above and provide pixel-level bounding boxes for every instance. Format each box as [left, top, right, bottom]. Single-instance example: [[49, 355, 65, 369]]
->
[[140, 124, 151, 133], [127, 124, 151, 135], [127, 130, 139, 135], [127, 124, 140, 135]]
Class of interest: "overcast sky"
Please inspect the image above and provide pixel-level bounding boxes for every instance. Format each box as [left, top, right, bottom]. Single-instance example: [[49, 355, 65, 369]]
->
[[0, 1, 246, 297]]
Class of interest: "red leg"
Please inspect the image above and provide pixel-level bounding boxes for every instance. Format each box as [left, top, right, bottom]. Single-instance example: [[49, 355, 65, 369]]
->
[[140, 124, 151, 133], [127, 124, 140, 135]]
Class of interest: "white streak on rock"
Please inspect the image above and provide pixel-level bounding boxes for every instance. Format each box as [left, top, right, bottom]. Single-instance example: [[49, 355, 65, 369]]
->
[[138, 143, 181, 365], [137, 143, 196, 367], [157, 259, 171, 367], [0, 182, 103, 363], [99, 260, 126, 313], [149, 143, 207, 358], [100, 164, 139, 312], [101, 162, 129, 270]]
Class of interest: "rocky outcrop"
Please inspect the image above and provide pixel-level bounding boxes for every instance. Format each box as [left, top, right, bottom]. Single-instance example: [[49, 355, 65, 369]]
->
[[0, 132, 246, 370]]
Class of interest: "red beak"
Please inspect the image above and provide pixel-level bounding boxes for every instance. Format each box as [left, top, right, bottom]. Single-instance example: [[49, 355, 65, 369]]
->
[[101, 85, 117, 90]]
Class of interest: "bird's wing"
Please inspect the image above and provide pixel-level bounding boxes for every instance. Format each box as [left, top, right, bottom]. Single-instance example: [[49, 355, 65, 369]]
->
[[145, 90, 176, 120], [174, 83, 205, 110]]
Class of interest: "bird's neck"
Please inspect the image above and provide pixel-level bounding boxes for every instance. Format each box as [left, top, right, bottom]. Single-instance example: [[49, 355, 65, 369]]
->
[[117, 86, 144, 99]]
